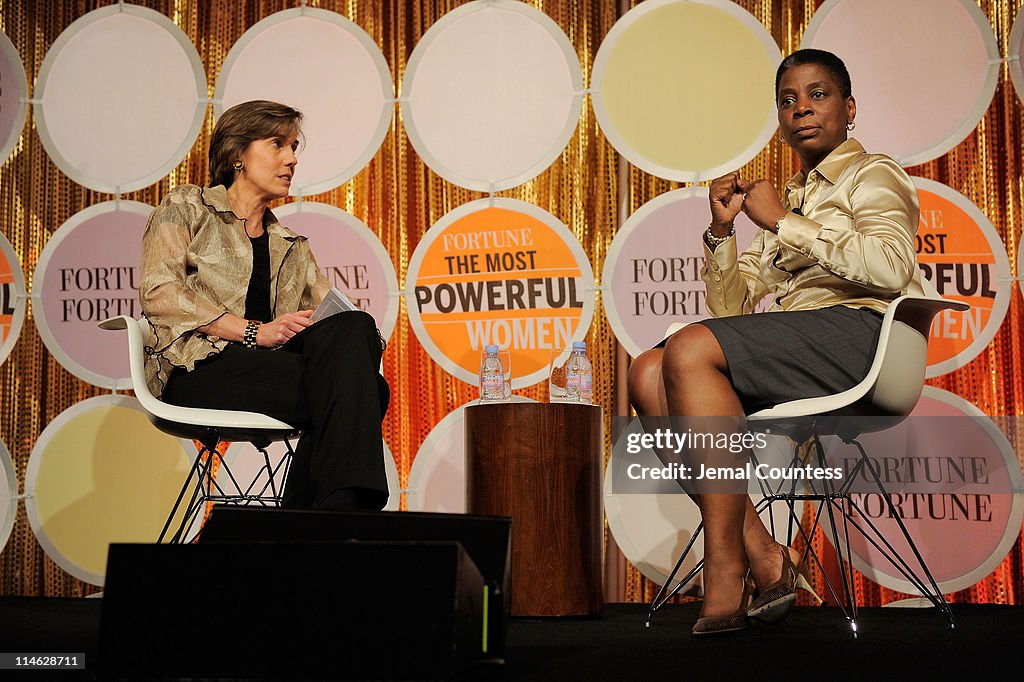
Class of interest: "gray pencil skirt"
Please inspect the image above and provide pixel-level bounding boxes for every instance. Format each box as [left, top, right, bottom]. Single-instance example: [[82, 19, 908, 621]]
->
[[657, 305, 884, 414]]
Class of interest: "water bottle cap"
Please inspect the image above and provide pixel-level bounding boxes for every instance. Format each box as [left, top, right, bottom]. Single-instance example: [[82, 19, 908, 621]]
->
[[485, 344, 499, 354], [572, 341, 586, 350]]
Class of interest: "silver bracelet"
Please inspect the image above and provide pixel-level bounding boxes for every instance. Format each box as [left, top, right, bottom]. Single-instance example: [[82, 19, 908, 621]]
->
[[704, 224, 735, 248]]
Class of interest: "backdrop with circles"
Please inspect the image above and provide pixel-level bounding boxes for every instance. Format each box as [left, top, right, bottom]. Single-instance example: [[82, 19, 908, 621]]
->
[[0, 0, 1022, 607]]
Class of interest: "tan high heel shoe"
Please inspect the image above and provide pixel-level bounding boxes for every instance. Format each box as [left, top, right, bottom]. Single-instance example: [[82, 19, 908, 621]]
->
[[747, 548, 823, 624], [692, 574, 755, 636]]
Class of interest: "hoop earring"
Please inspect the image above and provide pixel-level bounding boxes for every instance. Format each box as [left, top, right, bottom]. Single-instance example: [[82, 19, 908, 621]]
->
[[846, 121, 856, 131], [233, 160, 244, 171]]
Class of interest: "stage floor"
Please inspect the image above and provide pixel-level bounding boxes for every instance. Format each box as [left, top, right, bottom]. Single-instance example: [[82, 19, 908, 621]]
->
[[1, 597, 1021, 680]]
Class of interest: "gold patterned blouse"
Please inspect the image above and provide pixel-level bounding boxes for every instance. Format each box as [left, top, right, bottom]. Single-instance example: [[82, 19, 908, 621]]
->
[[702, 138, 930, 317], [139, 184, 329, 397]]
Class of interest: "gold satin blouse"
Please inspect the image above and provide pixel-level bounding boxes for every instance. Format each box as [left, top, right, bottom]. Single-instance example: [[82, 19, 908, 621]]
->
[[701, 138, 928, 317]]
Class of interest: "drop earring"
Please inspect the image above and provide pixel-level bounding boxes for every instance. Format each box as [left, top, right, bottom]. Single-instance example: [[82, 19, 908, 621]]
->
[[233, 160, 244, 171]]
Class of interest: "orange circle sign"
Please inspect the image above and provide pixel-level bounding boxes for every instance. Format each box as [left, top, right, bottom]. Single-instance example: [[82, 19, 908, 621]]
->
[[913, 178, 1009, 378], [406, 198, 595, 388]]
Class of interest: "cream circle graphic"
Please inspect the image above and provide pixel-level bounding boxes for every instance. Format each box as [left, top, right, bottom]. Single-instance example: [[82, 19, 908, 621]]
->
[[274, 202, 399, 342], [406, 396, 536, 514], [216, 8, 393, 196], [0, 29, 29, 165], [602, 187, 767, 358], [33, 201, 150, 389], [33, 5, 206, 193], [821, 387, 1024, 595], [802, 0, 999, 167], [912, 177, 1010, 379], [0, 436, 15, 554], [1010, 6, 1024, 104], [224, 438, 401, 512], [400, 0, 583, 191], [23, 395, 195, 585], [406, 198, 595, 389], [0, 229, 27, 366], [590, 0, 780, 182], [604, 418, 792, 587]]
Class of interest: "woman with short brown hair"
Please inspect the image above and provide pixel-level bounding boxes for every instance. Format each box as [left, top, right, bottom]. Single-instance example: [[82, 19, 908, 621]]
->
[[140, 99, 389, 512]]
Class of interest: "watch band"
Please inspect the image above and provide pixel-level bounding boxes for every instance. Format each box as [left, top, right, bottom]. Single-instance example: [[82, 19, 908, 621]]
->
[[242, 320, 260, 349], [704, 224, 735, 249]]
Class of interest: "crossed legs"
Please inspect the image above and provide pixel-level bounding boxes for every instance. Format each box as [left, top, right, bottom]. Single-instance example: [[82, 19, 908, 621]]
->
[[627, 324, 790, 618]]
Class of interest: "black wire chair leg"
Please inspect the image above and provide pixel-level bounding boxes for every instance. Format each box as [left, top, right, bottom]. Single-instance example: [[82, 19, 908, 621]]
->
[[645, 523, 704, 626], [849, 439, 955, 629]]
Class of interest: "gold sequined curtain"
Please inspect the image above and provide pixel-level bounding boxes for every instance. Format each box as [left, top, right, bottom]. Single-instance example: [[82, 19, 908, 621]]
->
[[0, 0, 1022, 606], [0, 0, 619, 597], [621, 0, 1024, 608]]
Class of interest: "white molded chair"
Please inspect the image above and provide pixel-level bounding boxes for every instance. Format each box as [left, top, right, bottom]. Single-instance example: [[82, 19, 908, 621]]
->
[[646, 295, 969, 636], [100, 315, 298, 543]]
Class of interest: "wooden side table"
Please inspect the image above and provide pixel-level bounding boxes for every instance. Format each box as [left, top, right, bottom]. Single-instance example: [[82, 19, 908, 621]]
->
[[465, 402, 603, 617]]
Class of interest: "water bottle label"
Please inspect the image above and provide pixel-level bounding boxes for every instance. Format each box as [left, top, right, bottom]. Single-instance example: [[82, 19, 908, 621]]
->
[[482, 375, 504, 391], [580, 375, 592, 392]]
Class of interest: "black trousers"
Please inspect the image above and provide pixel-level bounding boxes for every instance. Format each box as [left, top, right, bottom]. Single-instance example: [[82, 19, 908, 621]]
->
[[163, 311, 390, 510]]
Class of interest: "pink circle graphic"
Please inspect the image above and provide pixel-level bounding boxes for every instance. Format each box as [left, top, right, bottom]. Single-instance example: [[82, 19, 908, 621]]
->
[[274, 202, 399, 342], [0, 29, 28, 165], [803, 0, 999, 166], [602, 188, 767, 358], [822, 387, 1024, 594], [216, 8, 393, 196], [33, 202, 150, 388]]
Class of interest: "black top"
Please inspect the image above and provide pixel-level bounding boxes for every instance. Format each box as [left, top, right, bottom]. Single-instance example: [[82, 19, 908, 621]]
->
[[244, 231, 272, 322]]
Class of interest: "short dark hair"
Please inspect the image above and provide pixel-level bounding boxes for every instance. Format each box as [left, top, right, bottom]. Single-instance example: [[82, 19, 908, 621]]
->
[[208, 100, 303, 188], [775, 49, 852, 103]]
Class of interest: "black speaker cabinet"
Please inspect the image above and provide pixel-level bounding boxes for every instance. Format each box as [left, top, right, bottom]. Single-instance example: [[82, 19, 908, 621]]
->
[[198, 507, 513, 658], [99, 540, 489, 680]]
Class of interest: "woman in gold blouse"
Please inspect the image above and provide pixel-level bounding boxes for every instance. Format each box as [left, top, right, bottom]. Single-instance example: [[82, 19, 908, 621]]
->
[[140, 100, 390, 512], [628, 49, 927, 635]]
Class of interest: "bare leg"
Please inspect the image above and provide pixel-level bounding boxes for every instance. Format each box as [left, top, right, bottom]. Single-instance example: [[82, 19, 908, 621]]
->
[[628, 329, 792, 614]]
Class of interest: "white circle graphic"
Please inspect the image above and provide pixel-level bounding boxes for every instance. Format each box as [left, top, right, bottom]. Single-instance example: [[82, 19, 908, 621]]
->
[[0, 28, 29, 165], [224, 437, 401, 512], [34, 5, 207, 192], [401, 0, 583, 191], [406, 396, 536, 514], [1012, 6, 1024, 109], [216, 8, 393, 196], [0, 436, 16, 555], [803, 0, 999, 167]]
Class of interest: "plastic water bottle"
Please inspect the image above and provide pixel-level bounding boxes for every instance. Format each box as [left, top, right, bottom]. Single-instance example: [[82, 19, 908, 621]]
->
[[479, 344, 506, 402], [565, 341, 593, 404]]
